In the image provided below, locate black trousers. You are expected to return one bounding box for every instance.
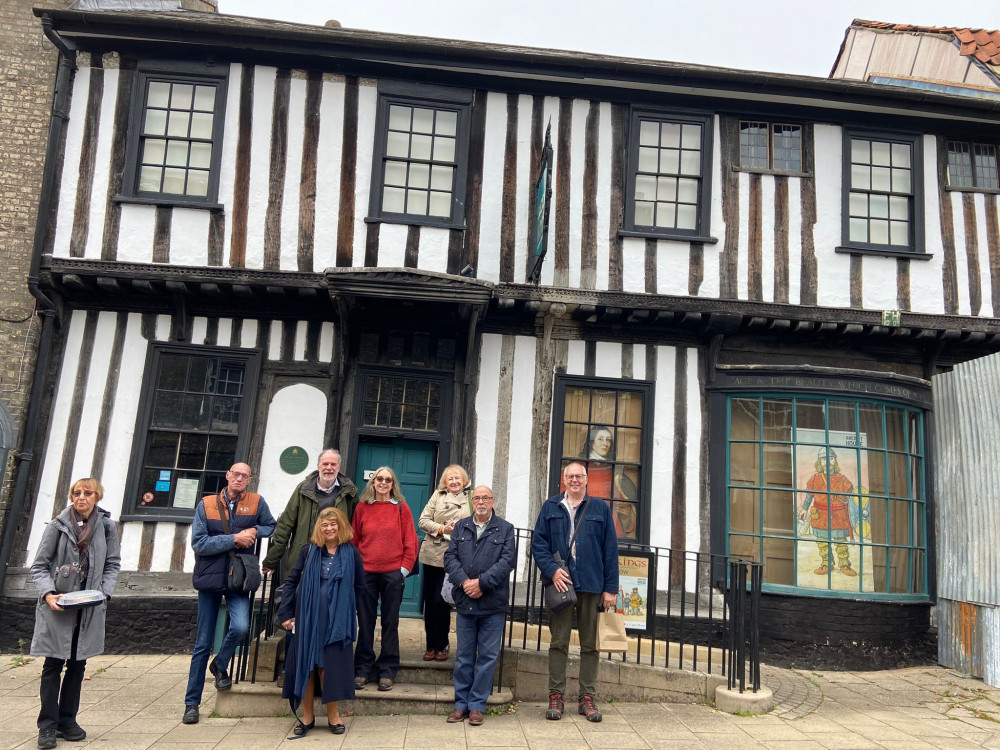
[38,612,86,731]
[354,570,405,680]
[421,564,451,651]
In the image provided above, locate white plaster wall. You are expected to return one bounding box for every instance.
[656,240,693,296]
[118,523,143,573]
[378,224,408,267]
[255,383,328,516]
[974,193,994,317]
[684,348,703,554]
[473,333,502,489]
[417,228,450,272]
[705,115,725,299]
[293,320,307,361]
[52,65,90,258]
[594,342,622,378]
[351,82,378,267]
[477,92,507,283]
[217,318,233,347]
[313,76,346,272]
[621,237,645,293]
[191,317,208,345]
[218,63,244,266]
[267,320,282,360]
[736,171,750,300]
[787,177,803,304]
[648,346,677,551]
[813,124,850,308]
[912,134,945,314]
[596,102,613,292]
[170,208,211,266]
[503,336,537,530]
[70,312,117,480]
[512,94,533,284]
[565,340,585,375]
[566,98,587,289]
[319,322,334,362]
[760,174,776,302]
[244,66,277,270]
[632,344,647,381]
[240,319,258,348]
[116,204,156,263]
[27,312,88,555]
[950,191,971,316]
[83,66,119,260]
[279,74,307,271]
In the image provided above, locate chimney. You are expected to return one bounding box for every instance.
[70,0,219,12]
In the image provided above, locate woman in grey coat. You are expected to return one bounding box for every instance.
[30,478,121,750]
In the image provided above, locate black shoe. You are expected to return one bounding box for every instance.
[330,723,346,735]
[578,694,603,722]
[545,692,564,720]
[37,729,57,749]
[56,721,87,741]
[290,719,314,738]
[182,705,199,725]
[209,658,232,691]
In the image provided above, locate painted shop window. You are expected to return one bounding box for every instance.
[726,395,927,598]
[841,130,923,254]
[947,141,999,190]
[121,62,228,206]
[368,82,473,228]
[625,109,714,239]
[361,374,442,432]
[739,121,802,172]
[126,346,260,518]
[550,377,654,544]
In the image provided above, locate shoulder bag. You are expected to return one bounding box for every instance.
[215,495,262,593]
[543,496,590,614]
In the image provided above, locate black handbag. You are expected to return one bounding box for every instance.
[542,496,590,614]
[215,495,262,593]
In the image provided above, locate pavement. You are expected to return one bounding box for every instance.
[5,652,1000,750]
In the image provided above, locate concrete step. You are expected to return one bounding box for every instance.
[215,678,512,718]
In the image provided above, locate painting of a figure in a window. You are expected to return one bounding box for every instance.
[576,425,638,541]
[795,429,873,592]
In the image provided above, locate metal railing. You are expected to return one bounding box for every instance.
[232,531,763,695]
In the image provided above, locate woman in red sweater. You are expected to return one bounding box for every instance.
[351,466,418,692]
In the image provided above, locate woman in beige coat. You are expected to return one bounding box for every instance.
[417,465,471,660]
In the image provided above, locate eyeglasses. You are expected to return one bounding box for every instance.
[229,471,251,479]
[71,490,96,498]
[320,523,339,530]
[564,474,586,480]
[374,476,393,484]
[472,495,493,502]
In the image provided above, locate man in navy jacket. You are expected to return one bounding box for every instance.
[531,462,618,723]
[443,485,515,726]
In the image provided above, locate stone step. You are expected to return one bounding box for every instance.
[215,678,512,718]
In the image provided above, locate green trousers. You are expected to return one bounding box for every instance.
[547,591,601,698]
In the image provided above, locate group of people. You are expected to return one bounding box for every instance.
[28,452,619,748]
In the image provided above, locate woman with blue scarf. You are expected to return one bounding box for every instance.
[278,507,364,736]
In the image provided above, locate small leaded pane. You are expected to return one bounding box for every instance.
[739,122,768,169]
[771,124,801,172]
[974,144,999,189]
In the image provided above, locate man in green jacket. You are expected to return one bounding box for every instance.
[262,449,359,574]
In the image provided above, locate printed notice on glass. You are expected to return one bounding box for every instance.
[173,478,200,509]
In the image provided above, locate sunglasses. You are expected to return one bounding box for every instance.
[374,476,393,484]
[71,490,96,498]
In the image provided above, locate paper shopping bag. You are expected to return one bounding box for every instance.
[595,610,628,652]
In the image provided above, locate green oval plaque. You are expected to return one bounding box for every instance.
[279,446,309,475]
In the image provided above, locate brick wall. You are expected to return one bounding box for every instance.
[0,0,62,527]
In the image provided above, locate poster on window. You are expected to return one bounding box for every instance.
[795,429,873,592]
[617,550,654,633]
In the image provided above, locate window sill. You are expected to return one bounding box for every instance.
[619,229,719,244]
[835,245,932,261]
[944,185,1000,196]
[119,513,194,524]
[732,165,811,178]
[365,215,466,231]
[113,195,225,212]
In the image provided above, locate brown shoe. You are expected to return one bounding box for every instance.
[468,710,484,726]
[840,566,858,577]
[446,709,468,723]
[434,646,450,661]
[423,650,437,661]
[813,566,829,575]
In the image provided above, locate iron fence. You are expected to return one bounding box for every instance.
[232,531,763,695]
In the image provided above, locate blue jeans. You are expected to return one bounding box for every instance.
[184,590,251,707]
[453,611,505,712]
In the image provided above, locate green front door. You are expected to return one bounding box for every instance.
[354,438,436,616]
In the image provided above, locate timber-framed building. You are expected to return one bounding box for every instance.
[3,4,1000,657]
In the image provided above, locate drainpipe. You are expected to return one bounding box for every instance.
[0,16,76,594]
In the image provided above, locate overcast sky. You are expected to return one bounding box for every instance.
[218,0,1000,79]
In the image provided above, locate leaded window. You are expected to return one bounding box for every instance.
[948,141,999,189]
[726,395,927,597]
[362,375,442,432]
[739,121,802,172]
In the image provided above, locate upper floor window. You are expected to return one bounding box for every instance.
[124,346,260,520]
[368,82,472,228]
[121,62,228,207]
[841,130,923,255]
[624,110,713,240]
[947,141,999,190]
[739,121,802,172]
